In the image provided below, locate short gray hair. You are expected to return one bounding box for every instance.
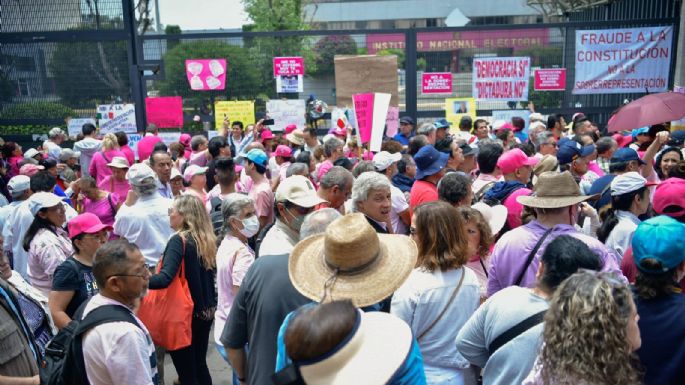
[131,177,158,197]
[319,166,353,190]
[190,135,207,151]
[536,131,555,152]
[323,137,344,158]
[417,123,436,136]
[351,172,391,212]
[220,193,254,239]
[286,162,309,178]
[299,208,342,239]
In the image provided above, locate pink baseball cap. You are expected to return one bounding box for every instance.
[612,133,632,148]
[496,122,515,133]
[497,149,539,175]
[274,145,293,158]
[19,163,44,177]
[284,124,297,135]
[261,129,274,141]
[68,213,112,239]
[653,177,685,218]
[183,164,208,183]
[179,133,191,148]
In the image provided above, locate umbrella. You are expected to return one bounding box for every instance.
[607,92,685,133]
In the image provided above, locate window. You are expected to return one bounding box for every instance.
[426,18,437,27]
[17,79,30,96]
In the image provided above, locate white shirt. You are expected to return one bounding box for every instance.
[114,193,173,265]
[82,294,157,385]
[43,140,62,161]
[390,185,409,235]
[604,210,641,261]
[258,219,299,257]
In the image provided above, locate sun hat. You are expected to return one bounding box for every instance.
[612,133,633,148]
[611,147,645,165]
[653,177,685,218]
[399,116,414,125]
[632,215,685,274]
[183,164,208,183]
[497,148,538,175]
[471,202,508,235]
[126,163,157,186]
[19,163,44,177]
[274,145,293,158]
[59,148,81,162]
[517,171,596,208]
[289,213,417,307]
[293,309,414,385]
[284,124,298,135]
[68,213,112,239]
[170,167,183,181]
[246,148,268,168]
[24,148,40,159]
[372,151,401,171]
[28,192,63,216]
[260,129,274,142]
[434,118,451,130]
[414,145,449,180]
[533,155,559,176]
[275,175,326,208]
[610,171,657,196]
[106,156,129,169]
[287,129,305,146]
[7,175,30,195]
[556,140,595,165]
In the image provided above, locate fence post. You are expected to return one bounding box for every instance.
[405,29,418,122]
[122,0,147,132]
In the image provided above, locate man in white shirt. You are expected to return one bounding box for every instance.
[82,239,158,385]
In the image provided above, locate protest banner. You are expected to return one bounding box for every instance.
[534,68,566,91]
[67,118,96,137]
[573,26,672,94]
[422,73,452,94]
[276,75,303,93]
[126,133,142,160]
[158,132,182,146]
[145,97,183,128]
[370,93,391,152]
[334,55,399,107]
[185,59,227,91]
[492,110,531,131]
[472,57,530,101]
[266,99,306,132]
[445,98,476,129]
[353,93,375,144]
[385,107,400,137]
[214,101,255,129]
[97,104,137,134]
[273,57,305,77]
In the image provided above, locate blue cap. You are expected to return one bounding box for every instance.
[611,147,645,165]
[631,126,649,139]
[670,130,685,145]
[246,149,268,168]
[556,140,595,165]
[586,174,615,211]
[414,145,449,180]
[633,215,685,274]
[434,119,451,130]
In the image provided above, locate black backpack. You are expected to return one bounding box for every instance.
[40,304,141,385]
[209,196,224,237]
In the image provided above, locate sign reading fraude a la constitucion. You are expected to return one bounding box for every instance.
[472,57,530,101]
[574,26,673,94]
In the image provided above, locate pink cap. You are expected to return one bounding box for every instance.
[234,164,244,174]
[653,178,685,218]
[261,129,274,141]
[179,133,191,147]
[274,145,293,158]
[612,133,632,148]
[19,163,44,177]
[497,149,539,174]
[333,126,347,137]
[284,124,297,135]
[496,122,514,133]
[362,150,374,161]
[68,213,112,239]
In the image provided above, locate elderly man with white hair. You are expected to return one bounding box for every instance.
[417,123,437,145]
[351,172,393,234]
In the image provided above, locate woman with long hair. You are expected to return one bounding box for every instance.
[458,207,494,299]
[149,195,217,385]
[654,146,683,180]
[88,133,126,185]
[392,201,480,385]
[523,271,641,385]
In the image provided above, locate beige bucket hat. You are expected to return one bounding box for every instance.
[517,171,597,209]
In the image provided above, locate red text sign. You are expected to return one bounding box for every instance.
[273,57,305,77]
[534,68,566,91]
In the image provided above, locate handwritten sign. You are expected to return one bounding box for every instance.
[574,26,672,94]
[126,133,142,160]
[445,98,476,129]
[158,132,182,146]
[145,97,183,128]
[97,104,137,134]
[214,101,255,129]
[185,59,227,91]
[534,68,566,91]
[353,93,375,144]
[421,73,452,94]
[265,99,306,132]
[472,57,530,101]
[385,107,400,137]
[67,118,96,137]
[273,57,305,77]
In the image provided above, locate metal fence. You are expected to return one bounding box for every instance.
[0,0,681,135]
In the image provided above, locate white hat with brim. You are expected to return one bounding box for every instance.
[517,171,597,209]
[24,148,40,159]
[372,151,402,171]
[286,130,305,146]
[471,202,508,235]
[297,310,413,385]
[107,156,130,169]
[276,175,327,208]
[126,163,157,186]
[28,192,64,216]
[289,213,417,307]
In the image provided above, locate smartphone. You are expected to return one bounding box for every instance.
[263,119,275,126]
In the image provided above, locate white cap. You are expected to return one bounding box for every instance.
[372,151,402,171]
[126,163,157,186]
[183,164,208,183]
[7,175,30,195]
[170,167,183,181]
[471,202,508,235]
[275,175,327,208]
[28,192,63,216]
[24,148,40,159]
[610,171,656,196]
[107,156,130,169]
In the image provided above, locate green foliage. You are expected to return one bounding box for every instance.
[377,48,405,68]
[311,35,357,76]
[0,102,75,119]
[242,0,308,31]
[516,46,563,67]
[527,82,562,109]
[165,24,182,51]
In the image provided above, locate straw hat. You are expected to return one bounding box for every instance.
[107,156,130,169]
[287,129,305,146]
[517,171,596,208]
[289,213,417,307]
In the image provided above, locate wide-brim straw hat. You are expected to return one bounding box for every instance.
[517,171,597,208]
[287,129,305,146]
[289,213,417,307]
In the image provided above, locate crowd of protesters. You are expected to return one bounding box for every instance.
[0,111,683,385]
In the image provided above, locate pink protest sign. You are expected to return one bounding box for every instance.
[534,68,566,91]
[185,59,226,91]
[273,57,305,77]
[145,96,183,128]
[353,93,375,144]
[422,73,452,94]
[385,107,399,137]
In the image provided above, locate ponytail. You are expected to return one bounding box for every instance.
[597,186,646,243]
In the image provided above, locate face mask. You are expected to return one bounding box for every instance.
[239,216,260,238]
[286,207,305,232]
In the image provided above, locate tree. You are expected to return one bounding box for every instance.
[311,35,357,76]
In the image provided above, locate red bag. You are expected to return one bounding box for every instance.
[137,236,194,351]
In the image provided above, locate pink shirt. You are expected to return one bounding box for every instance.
[189,151,208,167]
[98,176,131,202]
[182,188,207,204]
[249,178,274,225]
[89,149,127,185]
[137,135,162,161]
[317,160,334,181]
[83,193,120,227]
[278,161,291,182]
[119,145,136,165]
[28,227,74,296]
[503,187,533,230]
[587,160,605,177]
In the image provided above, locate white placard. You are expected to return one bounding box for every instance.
[126,133,142,160]
[67,118,96,137]
[97,104,137,134]
[276,75,303,93]
[158,132,182,145]
[370,93,391,152]
[266,99,307,132]
[472,57,530,101]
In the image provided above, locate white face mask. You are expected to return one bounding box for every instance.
[238,216,260,238]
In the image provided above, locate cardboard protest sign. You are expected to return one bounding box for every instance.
[67,118,96,137]
[352,93,375,144]
[422,73,452,94]
[472,57,530,101]
[534,68,566,91]
[445,98,476,129]
[266,99,306,132]
[334,55,399,107]
[145,97,183,128]
[370,93,391,152]
[214,101,255,129]
[97,104,137,134]
[185,59,227,91]
[573,26,672,94]
[273,57,305,77]
[385,107,400,137]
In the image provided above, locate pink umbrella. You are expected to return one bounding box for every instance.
[607,92,685,133]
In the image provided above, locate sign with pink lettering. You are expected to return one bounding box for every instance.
[472,57,530,101]
[185,59,227,91]
[273,57,305,77]
[573,26,672,94]
[534,68,566,91]
[145,97,183,128]
[422,73,452,94]
[353,93,375,144]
